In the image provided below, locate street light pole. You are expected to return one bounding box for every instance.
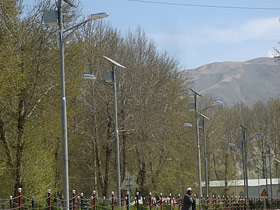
[57,1,69,209]
[241,136,246,202]
[264,151,269,206]
[198,101,222,198]
[229,131,262,210]
[103,56,125,207]
[241,124,249,210]
[112,65,121,207]
[228,141,247,200]
[199,113,209,198]
[53,2,108,209]
[268,149,273,203]
[256,169,260,199]
[190,88,202,210]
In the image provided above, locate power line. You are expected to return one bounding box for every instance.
[128,0,280,11]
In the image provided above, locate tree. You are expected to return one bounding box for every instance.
[71,24,194,196]
[0,0,82,198]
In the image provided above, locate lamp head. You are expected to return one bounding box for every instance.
[184,123,193,127]
[228,142,236,147]
[213,100,223,104]
[83,74,96,79]
[90,13,109,20]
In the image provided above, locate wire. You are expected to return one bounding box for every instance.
[128,0,280,11]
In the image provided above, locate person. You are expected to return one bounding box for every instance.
[182,187,196,210]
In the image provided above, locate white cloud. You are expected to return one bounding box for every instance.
[202,17,280,43]
[267,48,280,58]
[149,17,280,68]
[152,17,280,45]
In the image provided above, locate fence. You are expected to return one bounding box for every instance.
[197,195,280,210]
[0,188,280,210]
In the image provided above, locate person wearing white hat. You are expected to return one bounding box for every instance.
[182,187,196,210]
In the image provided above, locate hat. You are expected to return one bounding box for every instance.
[187,187,192,191]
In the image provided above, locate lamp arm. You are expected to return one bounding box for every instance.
[63,19,90,39]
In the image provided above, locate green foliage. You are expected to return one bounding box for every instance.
[1,0,279,201]
[0,0,79,198]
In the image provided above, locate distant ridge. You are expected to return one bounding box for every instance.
[184,57,280,106]
[245,57,278,64]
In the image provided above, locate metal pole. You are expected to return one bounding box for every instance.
[257,169,260,200]
[127,191,130,210]
[194,93,202,210]
[240,126,248,209]
[241,134,246,198]
[269,150,273,203]
[94,141,97,190]
[277,161,280,196]
[244,130,249,209]
[263,151,268,209]
[202,118,209,198]
[58,1,69,209]
[113,67,121,207]
[92,91,97,191]
[235,175,237,197]
[242,126,249,210]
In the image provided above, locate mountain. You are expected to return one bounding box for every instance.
[185,57,280,106]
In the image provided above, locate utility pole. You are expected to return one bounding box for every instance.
[190,88,202,210]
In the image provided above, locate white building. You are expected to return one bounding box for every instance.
[202,178,280,199]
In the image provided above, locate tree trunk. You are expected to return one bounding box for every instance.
[135,147,147,193]
[121,109,127,181]
[0,119,12,167]
[14,98,25,197]
[103,115,112,197]
[54,137,61,198]
[95,137,104,193]
[103,144,111,197]
[213,153,220,180]
[224,152,228,195]
[138,161,147,194]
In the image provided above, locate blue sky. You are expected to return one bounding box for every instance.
[25,0,280,69]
